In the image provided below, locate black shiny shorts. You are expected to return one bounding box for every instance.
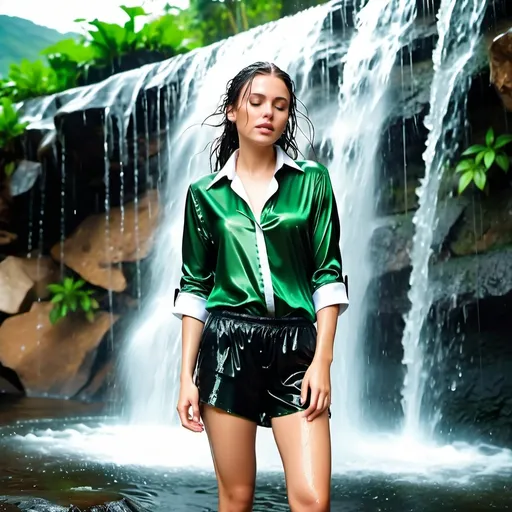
[195,310,317,428]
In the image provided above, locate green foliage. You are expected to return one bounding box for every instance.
[0,59,74,103]
[47,277,100,325]
[0,97,28,147]
[0,98,28,177]
[455,127,512,195]
[189,0,328,44]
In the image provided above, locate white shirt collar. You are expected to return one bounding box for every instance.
[206,145,303,190]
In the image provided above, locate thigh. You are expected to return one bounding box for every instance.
[271,410,331,511]
[201,404,258,499]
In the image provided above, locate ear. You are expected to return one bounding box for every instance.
[227,105,236,123]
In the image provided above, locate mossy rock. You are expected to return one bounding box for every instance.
[449,187,512,256]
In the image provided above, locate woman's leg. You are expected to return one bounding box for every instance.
[202,404,258,512]
[271,410,331,512]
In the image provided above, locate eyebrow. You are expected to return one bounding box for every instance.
[249,92,289,102]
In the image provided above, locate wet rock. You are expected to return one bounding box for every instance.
[9,161,41,197]
[0,257,34,314]
[50,191,159,292]
[490,28,512,110]
[370,199,466,276]
[0,231,17,246]
[448,189,512,256]
[0,362,24,395]
[0,256,60,315]
[0,302,118,397]
[0,496,149,512]
[370,214,414,276]
[431,247,512,306]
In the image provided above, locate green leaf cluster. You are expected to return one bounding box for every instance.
[0,97,29,176]
[455,127,512,195]
[0,59,74,103]
[47,277,100,325]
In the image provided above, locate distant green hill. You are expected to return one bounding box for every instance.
[0,16,75,77]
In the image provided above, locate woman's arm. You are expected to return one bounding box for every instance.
[301,304,339,422]
[180,315,205,384]
[177,315,205,432]
[301,165,349,422]
[175,185,214,433]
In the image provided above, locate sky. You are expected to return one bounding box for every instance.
[0,0,190,33]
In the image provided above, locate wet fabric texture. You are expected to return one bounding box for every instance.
[196,310,318,427]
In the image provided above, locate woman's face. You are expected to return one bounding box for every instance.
[228,73,291,147]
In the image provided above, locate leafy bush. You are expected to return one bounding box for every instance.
[44,5,200,74]
[0,97,29,176]
[455,127,512,194]
[0,59,71,103]
[47,277,100,324]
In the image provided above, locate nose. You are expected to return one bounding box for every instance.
[262,102,273,119]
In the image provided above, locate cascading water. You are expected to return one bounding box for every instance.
[321,0,417,440]
[400,0,489,439]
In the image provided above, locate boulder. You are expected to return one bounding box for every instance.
[0,302,117,397]
[0,257,33,314]
[490,28,512,110]
[51,191,159,292]
[0,256,60,315]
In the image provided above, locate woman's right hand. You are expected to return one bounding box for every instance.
[177,379,204,433]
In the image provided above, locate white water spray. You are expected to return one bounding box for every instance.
[401,0,488,438]
[325,0,417,438]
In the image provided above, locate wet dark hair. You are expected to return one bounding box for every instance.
[203,61,314,172]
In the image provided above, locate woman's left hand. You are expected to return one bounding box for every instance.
[301,358,331,422]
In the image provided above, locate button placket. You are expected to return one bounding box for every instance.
[231,175,276,316]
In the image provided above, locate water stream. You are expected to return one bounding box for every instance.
[400,0,489,439]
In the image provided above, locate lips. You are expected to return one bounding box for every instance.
[256,123,274,131]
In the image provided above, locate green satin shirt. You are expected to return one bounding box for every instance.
[172,145,349,324]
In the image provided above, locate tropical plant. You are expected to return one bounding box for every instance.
[0,59,69,103]
[0,97,28,176]
[41,5,200,84]
[455,127,512,194]
[47,277,100,324]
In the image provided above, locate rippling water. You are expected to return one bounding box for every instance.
[1,398,512,511]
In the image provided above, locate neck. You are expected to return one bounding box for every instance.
[236,140,276,177]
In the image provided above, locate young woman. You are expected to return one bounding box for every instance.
[173,61,349,512]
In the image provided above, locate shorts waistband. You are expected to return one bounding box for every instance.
[209,309,312,327]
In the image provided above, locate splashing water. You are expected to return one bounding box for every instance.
[400,0,489,439]
[325,0,417,439]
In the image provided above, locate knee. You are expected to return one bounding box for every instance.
[289,490,330,512]
[219,484,254,512]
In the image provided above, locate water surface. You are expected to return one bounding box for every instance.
[0,398,511,511]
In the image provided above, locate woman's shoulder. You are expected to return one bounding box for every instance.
[187,172,218,194]
[293,159,330,177]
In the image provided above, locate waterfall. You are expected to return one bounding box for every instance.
[400,0,488,439]
[324,0,416,438]
[119,3,333,425]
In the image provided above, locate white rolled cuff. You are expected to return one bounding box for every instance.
[172,292,209,323]
[312,282,349,316]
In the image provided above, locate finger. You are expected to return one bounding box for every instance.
[178,403,203,432]
[303,389,320,418]
[307,392,326,421]
[191,400,203,426]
